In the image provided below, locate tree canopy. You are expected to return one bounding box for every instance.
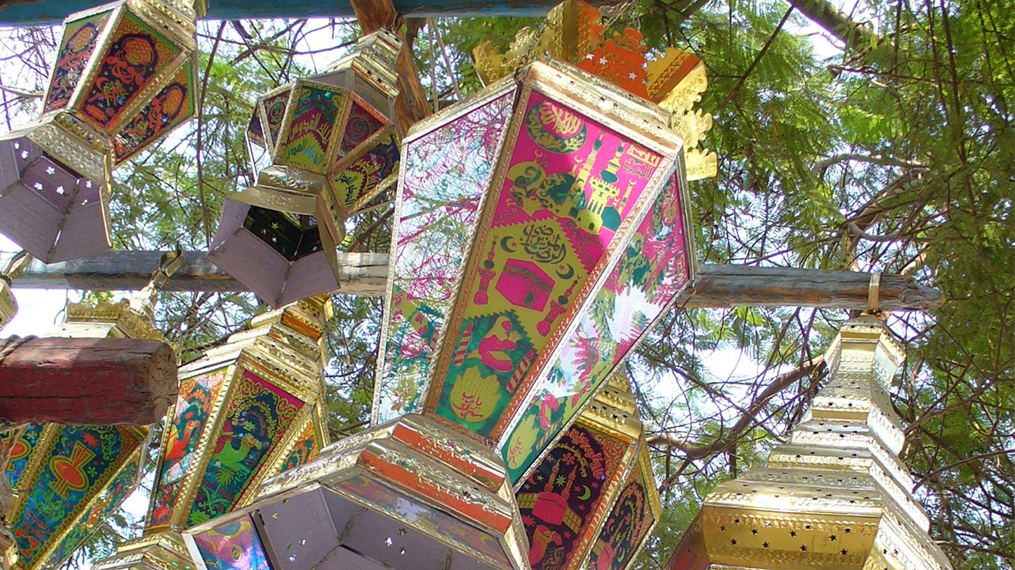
[0,0,1011,567]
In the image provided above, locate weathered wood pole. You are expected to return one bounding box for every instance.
[0,337,177,425]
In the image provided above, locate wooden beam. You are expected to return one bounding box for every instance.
[0,0,568,26]
[3,251,945,311]
[0,337,177,425]
[5,250,390,296]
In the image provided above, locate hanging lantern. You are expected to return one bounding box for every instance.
[208,31,400,307]
[516,368,660,570]
[0,252,32,332]
[184,3,697,568]
[0,0,202,264]
[374,0,710,489]
[587,435,660,570]
[667,315,954,570]
[0,252,184,570]
[95,297,331,570]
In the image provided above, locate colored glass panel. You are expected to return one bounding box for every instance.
[260,90,290,149]
[281,421,318,472]
[333,474,509,566]
[192,514,273,570]
[4,423,43,487]
[150,369,229,527]
[276,85,346,172]
[338,99,387,156]
[44,12,110,113]
[113,61,194,162]
[187,370,305,526]
[503,173,689,482]
[43,461,138,569]
[431,90,664,437]
[516,423,627,570]
[587,461,653,570]
[13,426,142,566]
[330,130,399,208]
[373,90,515,423]
[81,13,181,130]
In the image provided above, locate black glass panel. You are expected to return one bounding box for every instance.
[244,206,323,262]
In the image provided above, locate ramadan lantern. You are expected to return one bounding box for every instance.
[94,297,331,570]
[517,367,660,570]
[0,0,202,263]
[183,3,697,567]
[0,252,31,332]
[374,0,712,489]
[667,315,954,570]
[587,433,660,570]
[208,31,400,307]
[0,252,183,570]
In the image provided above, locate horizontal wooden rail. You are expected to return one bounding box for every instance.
[2,251,945,311]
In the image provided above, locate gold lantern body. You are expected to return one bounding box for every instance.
[209,32,401,307]
[0,0,200,263]
[668,315,954,570]
[185,2,704,568]
[95,299,331,570]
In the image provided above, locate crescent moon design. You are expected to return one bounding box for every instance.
[577,485,592,501]
[556,264,575,280]
[501,236,516,253]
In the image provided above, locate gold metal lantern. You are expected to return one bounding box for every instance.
[0,0,201,263]
[208,31,401,307]
[516,368,660,570]
[0,253,32,331]
[668,315,954,570]
[94,297,331,570]
[184,2,702,568]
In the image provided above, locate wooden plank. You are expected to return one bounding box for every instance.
[0,0,567,26]
[0,337,177,425]
[3,251,946,311]
[4,250,390,296]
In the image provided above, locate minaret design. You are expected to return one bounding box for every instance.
[668,314,953,570]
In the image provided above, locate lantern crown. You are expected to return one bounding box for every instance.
[472,0,717,180]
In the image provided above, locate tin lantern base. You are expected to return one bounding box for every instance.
[184,414,531,570]
[95,531,197,570]
[0,117,110,264]
[208,199,341,308]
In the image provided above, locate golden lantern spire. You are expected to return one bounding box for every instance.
[472,0,717,181]
[667,314,953,570]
